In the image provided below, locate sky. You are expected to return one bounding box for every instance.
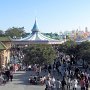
[0,0,90,33]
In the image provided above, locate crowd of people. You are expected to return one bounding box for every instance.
[0,53,90,90]
[45,69,90,90]
[27,53,90,90]
[44,54,90,90]
[0,67,14,85]
[27,54,90,90]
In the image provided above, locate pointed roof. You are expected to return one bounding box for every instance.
[12,20,66,44]
[31,19,39,33]
[12,20,59,41]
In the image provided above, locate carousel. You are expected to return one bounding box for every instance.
[12,20,66,45]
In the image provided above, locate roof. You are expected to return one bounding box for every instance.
[0,42,7,50]
[31,20,39,33]
[13,32,56,41]
[0,36,11,41]
[12,20,65,44]
[12,20,57,41]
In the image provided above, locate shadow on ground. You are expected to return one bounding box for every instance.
[13,71,30,85]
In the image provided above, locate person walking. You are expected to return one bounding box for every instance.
[61,77,66,90]
[80,78,85,90]
[48,64,52,74]
[50,76,56,90]
[10,70,13,81]
[72,78,78,90]
[45,77,51,90]
[55,79,61,90]
[85,76,89,90]
[66,77,71,90]
[5,69,10,82]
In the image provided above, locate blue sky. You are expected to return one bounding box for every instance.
[0,0,90,33]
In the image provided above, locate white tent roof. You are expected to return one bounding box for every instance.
[12,20,65,44]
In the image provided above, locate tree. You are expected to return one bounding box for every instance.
[76,41,90,58]
[23,44,56,65]
[77,41,90,66]
[0,30,4,36]
[58,40,90,65]
[82,49,90,64]
[58,40,77,54]
[5,27,26,38]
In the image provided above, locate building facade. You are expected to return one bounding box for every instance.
[0,36,11,69]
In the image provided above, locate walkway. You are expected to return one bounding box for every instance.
[0,71,45,90]
[0,71,90,90]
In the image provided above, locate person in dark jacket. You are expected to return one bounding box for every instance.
[61,77,66,90]
[10,70,13,81]
[5,69,10,81]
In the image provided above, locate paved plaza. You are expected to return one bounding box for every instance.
[0,71,90,90]
[0,71,45,90]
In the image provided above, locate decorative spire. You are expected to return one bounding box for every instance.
[31,19,39,33]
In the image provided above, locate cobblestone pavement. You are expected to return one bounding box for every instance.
[0,71,45,90]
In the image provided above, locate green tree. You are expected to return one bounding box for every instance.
[5,27,26,38]
[82,49,90,64]
[0,30,4,36]
[23,44,56,65]
[77,41,90,64]
[58,40,90,64]
[58,40,77,54]
[76,41,90,58]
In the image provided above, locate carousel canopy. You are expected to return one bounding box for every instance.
[12,20,65,44]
